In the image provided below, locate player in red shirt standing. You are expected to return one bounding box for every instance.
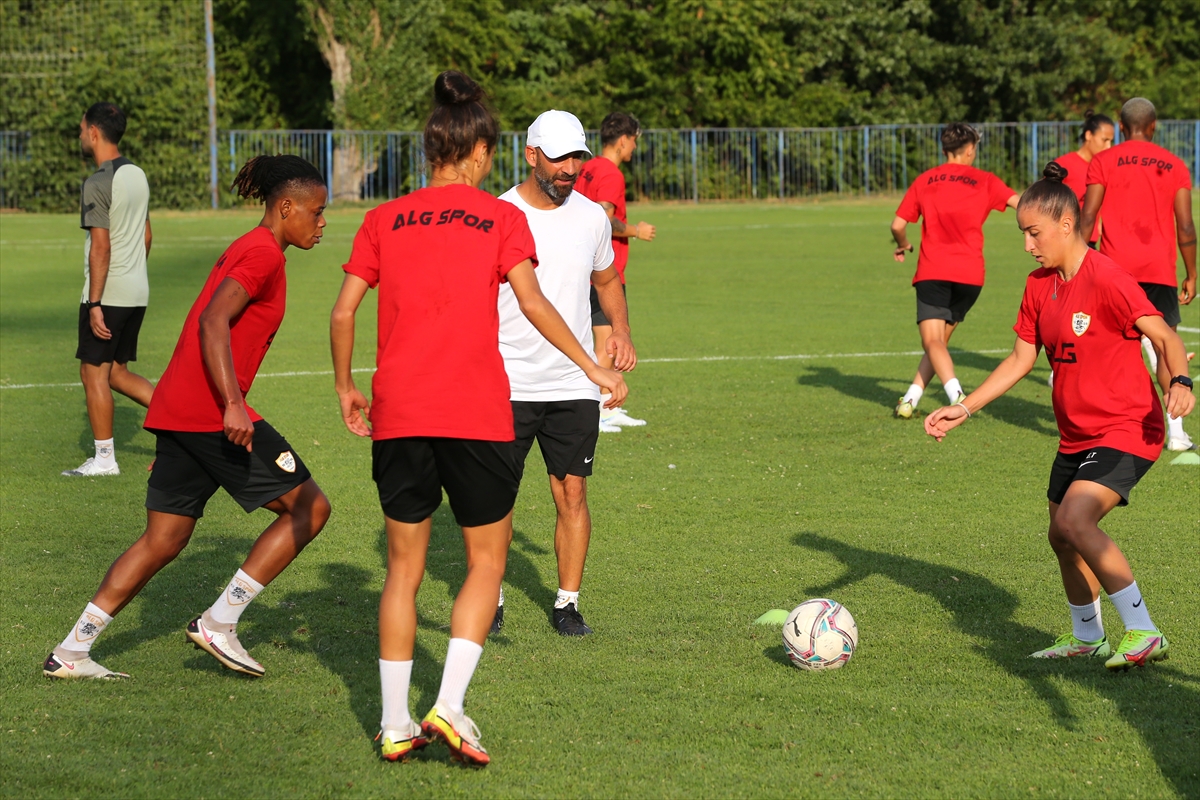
[1081,97,1198,451]
[1052,110,1114,249]
[926,163,1194,670]
[44,155,332,681]
[890,123,1019,420]
[577,112,656,432]
[330,72,626,767]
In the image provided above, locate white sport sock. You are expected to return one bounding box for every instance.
[497,587,505,607]
[1069,599,1104,642]
[379,659,414,731]
[902,383,924,405]
[59,602,113,655]
[1141,336,1158,372]
[599,396,618,422]
[1167,414,1185,439]
[94,438,116,467]
[1108,581,1154,631]
[437,638,483,715]
[208,569,264,625]
[944,378,963,403]
[555,588,580,609]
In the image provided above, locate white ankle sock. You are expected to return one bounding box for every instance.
[555,588,579,609]
[94,438,116,466]
[59,602,112,654]
[380,659,413,730]
[599,397,618,421]
[1108,581,1154,631]
[944,379,963,402]
[208,569,264,625]
[1167,414,1185,439]
[437,638,483,715]
[1069,599,1104,642]
[497,587,505,607]
[1141,336,1158,372]
[902,384,924,405]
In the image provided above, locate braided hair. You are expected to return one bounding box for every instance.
[1018,162,1079,225]
[230,155,325,204]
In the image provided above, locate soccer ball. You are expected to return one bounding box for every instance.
[782,599,858,671]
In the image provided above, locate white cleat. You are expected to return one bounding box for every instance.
[606,409,647,427]
[186,611,264,677]
[61,457,120,477]
[1166,432,1197,452]
[43,648,129,680]
[599,420,622,433]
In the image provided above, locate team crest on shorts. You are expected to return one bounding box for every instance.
[275,450,296,473]
[1071,312,1091,337]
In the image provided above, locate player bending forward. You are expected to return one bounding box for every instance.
[331,73,626,767]
[494,109,636,637]
[45,155,331,680]
[926,163,1193,670]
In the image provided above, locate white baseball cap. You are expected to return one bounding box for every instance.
[526,110,591,159]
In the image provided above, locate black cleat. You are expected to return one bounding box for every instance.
[490,605,504,635]
[553,603,592,637]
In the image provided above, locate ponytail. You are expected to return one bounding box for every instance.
[423,71,499,169]
[1079,109,1114,143]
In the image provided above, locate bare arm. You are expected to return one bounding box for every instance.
[144,218,152,258]
[924,338,1040,441]
[1005,193,1020,210]
[1080,184,1105,243]
[1174,187,1197,304]
[330,273,372,437]
[890,216,912,262]
[1137,314,1195,419]
[198,277,255,450]
[87,227,112,339]
[599,200,655,241]
[592,265,636,371]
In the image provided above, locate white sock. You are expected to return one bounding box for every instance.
[379,659,413,731]
[1069,599,1104,642]
[208,569,264,625]
[555,588,580,609]
[1167,414,1185,439]
[436,638,483,715]
[497,587,505,607]
[902,383,924,405]
[1108,581,1154,631]
[599,396,618,421]
[944,378,963,403]
[59,602,112,655]
[1142,336,1158,372]
[94,438,116,466]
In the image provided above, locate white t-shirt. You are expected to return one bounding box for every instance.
[498,186,614,402]
[80,157,150,307]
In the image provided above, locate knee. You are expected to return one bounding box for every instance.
[301,487,332,537]
[146,528,192,561]
[1050,507,1088,549]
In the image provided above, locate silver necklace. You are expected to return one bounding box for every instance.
[1053,250,1087,299]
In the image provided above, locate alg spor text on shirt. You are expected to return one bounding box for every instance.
[927,173,979,186]
[1114,155,1176,172]
[392,207,496,232]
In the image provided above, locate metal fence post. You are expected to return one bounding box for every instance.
[1031,122,1039,183]
[1195,120,1199,188]
[690,129,698,202]
[324,131,334,203]
[863,126,871,196]
[777,129,784,199]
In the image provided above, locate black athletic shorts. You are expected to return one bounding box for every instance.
[76,304,146,365]
[511,400,600,481]
[372,437,520,528]
[590,282,627,327]
[1138,283,1181,328]
[1047,447,1155,507]
[914,280,982,324]
[146,420,312,518]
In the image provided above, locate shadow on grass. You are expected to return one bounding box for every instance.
[73,403,154,458]
[793,532,1200,797]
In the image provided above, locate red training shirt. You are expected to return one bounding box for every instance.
[577,156,629,281]
[145,226,287,432]
[1014,249,1163,459]
[1052,151,1100,244]
[896,163,1017,286]
[343,184,537,441]
[1086,140,1191,287]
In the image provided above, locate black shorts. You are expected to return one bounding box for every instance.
[372,437,520,528]
[146,421,312,518]
[914,281,982,324]
[511,400,600,481]
[590,282,627,327]
[1138,283,1181,328]
[1047,447,1155,507]
[76,304,146,365]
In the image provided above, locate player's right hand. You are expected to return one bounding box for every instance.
[223,403,255,451]
[588,366,628,408]
[338,386,372,437]
[923,405,968,441]
[636,222,656,241]
[89,306,112,340]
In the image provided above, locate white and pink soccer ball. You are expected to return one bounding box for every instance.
[782,599,858,671]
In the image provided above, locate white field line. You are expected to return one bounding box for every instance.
[1179,325,1199,333]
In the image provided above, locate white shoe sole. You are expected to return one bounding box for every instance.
[1166,438,1197,452]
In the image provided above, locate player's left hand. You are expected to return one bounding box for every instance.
[893,246,908,263]
[1180,277,1196,305]
[337,386,372,437]
[605,331,637,372]
[1165,384,1195,419]
[635,222,656,241]
[924,404,969,441]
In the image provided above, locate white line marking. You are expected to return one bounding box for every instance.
[1179,325,1199,333]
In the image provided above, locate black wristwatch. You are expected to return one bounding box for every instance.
[85,300,101,309]
[1169,375,1193,390]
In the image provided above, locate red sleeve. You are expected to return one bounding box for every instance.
[895,183,920,223]
[1013,275,1042,347]
[343,208,381,288]
[496,203,538,282]
[1103,266,1162,338]
[1086,153,1106,187]
[590,168,626,208]
[989,174,1017,211]
[226,245,283,299]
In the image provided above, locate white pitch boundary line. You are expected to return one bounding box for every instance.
[1179,325,1199,333]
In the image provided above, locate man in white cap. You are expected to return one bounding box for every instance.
[493,109,637,636]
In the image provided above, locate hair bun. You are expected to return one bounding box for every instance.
[1083,108,1095,119]
[434,70,484,107]
[1043,161,1068,183]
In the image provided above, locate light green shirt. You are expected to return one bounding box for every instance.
[80,157,150,307]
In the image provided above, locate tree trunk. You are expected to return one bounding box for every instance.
[311,4,363,202]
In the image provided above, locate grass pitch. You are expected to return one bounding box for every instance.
[1,198,1198,798]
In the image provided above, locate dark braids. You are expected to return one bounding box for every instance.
[230,154,325,204]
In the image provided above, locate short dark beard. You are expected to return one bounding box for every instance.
[534,161,575,206]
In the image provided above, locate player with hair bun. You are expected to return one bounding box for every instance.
[331,71,626,767]
[1052,110,1114,248]
[925,162,1193,670]
[890,122,1019,420]
[45,154,332,682]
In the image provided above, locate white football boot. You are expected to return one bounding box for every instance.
[43,648,129,680]
[61,457,120,477]
[606,409,647,427]
[186,611,265,677]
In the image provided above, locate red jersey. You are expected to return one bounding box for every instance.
[577,156,628,281]
[1052,151,1100,244]
[145,226,286,432]
[896,163,1016,286]
[343,184,537,441]
[1086,140,1191,287]
[1014,250,1163,459]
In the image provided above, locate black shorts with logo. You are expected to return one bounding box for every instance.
[914,280,982,324]
[1138,283,1181,328]
[511,400,601,481]
[372,437,520,527]
[1047,447,1155,507]
[146,420,312,518]
[590,282,627,327]
[76,304,146,365]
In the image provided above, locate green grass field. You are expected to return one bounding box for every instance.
[2,198,1197,798]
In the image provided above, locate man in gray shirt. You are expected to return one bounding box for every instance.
[64,103,154,477]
